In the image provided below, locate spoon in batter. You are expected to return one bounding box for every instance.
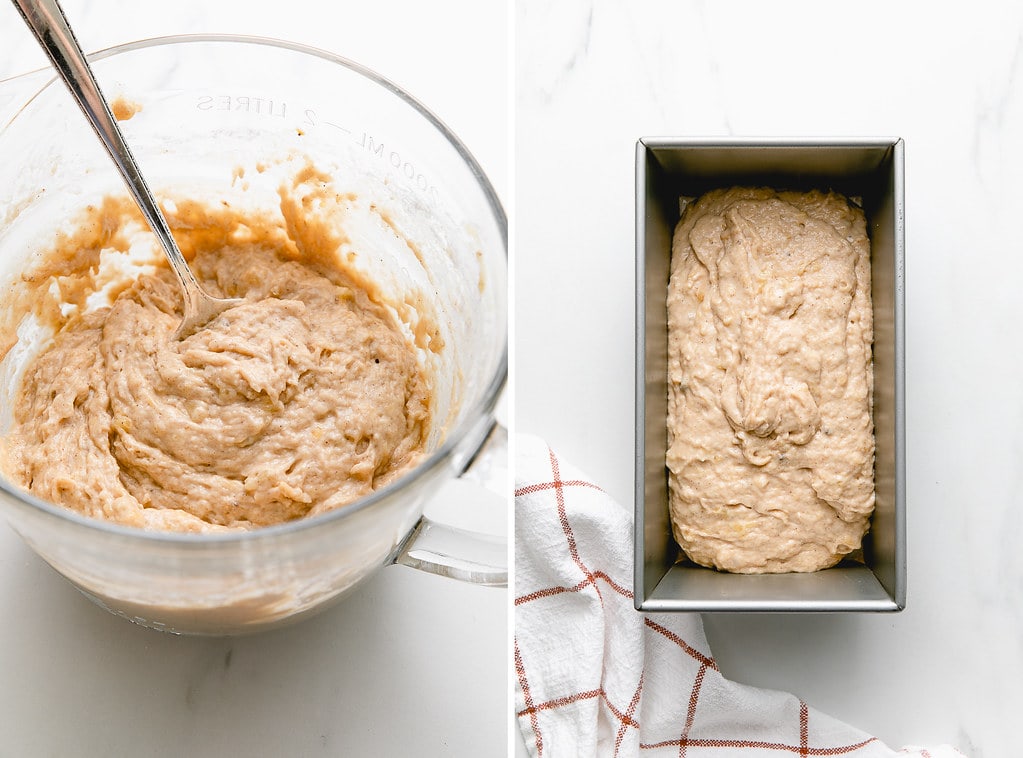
[11,0,243,337]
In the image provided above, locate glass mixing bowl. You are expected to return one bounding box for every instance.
[0,35,507,635]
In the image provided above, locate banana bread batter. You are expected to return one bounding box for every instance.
[0,185,431,533]
[667,188,874,573]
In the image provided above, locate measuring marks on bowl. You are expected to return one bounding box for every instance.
[194,91,443,204]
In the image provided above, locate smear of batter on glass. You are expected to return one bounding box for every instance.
[0,173,433,533]
[110,96,141,121]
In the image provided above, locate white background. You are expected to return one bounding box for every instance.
[3,0,1022,755]
[0,1,509,756]
[515,1,1021,756]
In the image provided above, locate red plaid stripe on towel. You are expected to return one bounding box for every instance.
[513,435,965,758]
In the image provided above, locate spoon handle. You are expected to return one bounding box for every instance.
[10,0,206,308]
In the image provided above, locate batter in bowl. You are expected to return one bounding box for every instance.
[666,187,874,573]
[0,178,432,533]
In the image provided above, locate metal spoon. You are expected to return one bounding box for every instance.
[11,0,242,337]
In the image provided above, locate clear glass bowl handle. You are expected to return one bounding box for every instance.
[394,421,507,587]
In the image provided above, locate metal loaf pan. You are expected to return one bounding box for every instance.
[634,137,905,612]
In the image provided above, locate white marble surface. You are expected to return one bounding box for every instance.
[0,1,508,756]
[515,1,1021,756]
[6,0,1023,754]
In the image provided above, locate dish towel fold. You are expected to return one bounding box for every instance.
[513,434,965,758]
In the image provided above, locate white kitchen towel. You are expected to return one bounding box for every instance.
[513,434,965,758]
